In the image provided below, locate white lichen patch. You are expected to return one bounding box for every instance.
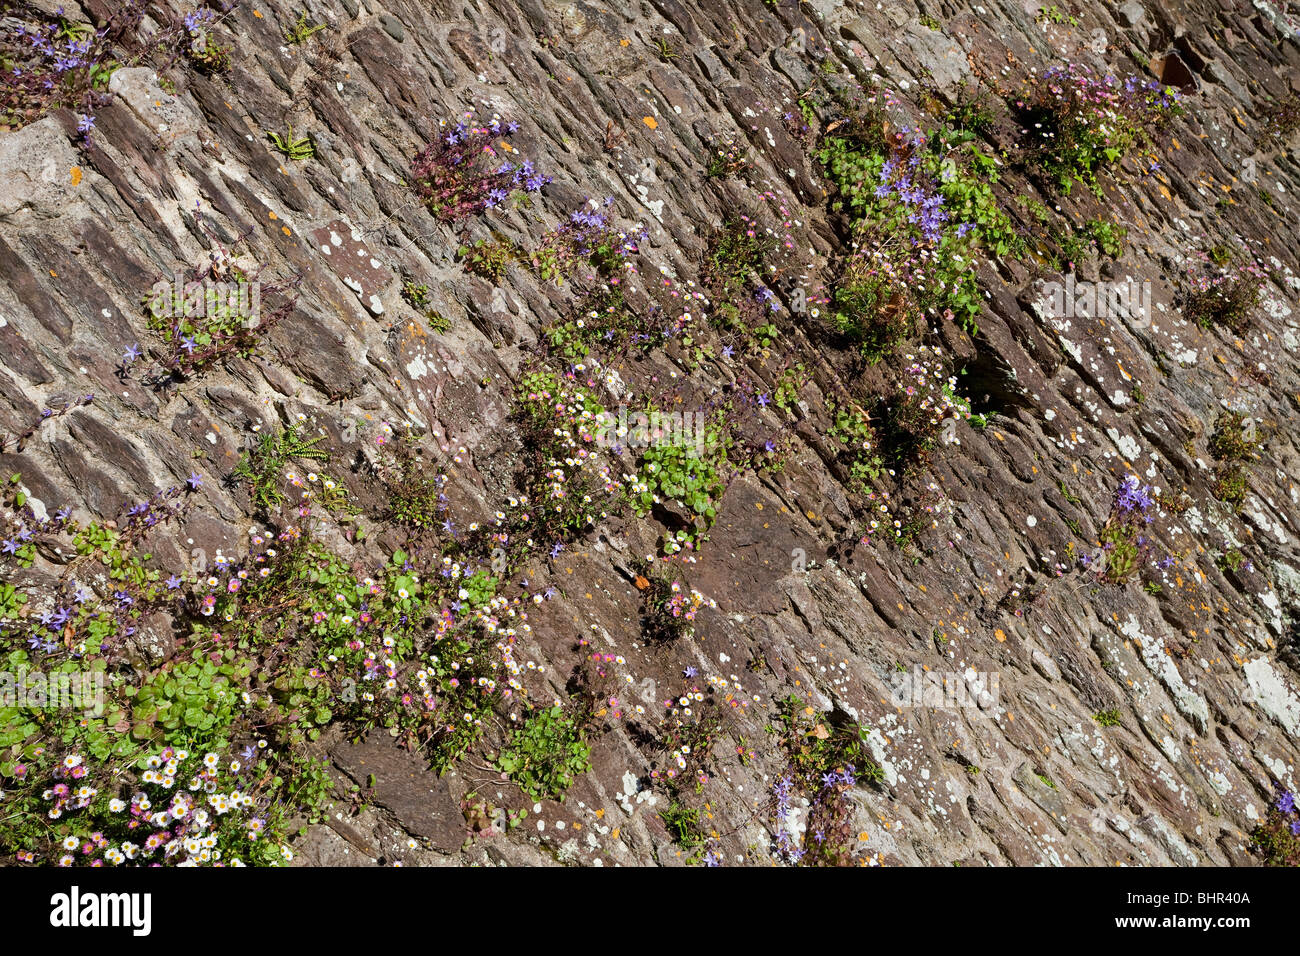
[1244,657,1300,737]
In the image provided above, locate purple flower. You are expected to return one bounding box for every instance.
[683,666,698,678]
[122,343,141,363]
[186,471,203,491]
[549,542,563,559]
[76,114,94,134]
[702,850,720,866]
[1,539,17,555]
[1115,475,1153,514]
[1278,791,1296,815]
[180,335,197,354]
[165,575,182,590]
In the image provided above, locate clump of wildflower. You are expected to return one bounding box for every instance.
[1183,257,1268,334]
[531,199,646,284]
[1252,789,1300,865]
[410,113,548,221]
[1016,64,1183,196]
[638,571,717,642]
[0,6,125,142]
[1086,474,1159,584]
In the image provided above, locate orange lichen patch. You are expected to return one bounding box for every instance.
[995,629,1007,643]
[619,37,629,45]
[254,9,263,16]
[643,116,658,129]
[610,828,620,839]
[69,166,82,186]
[268,211,278,220]
[281,226,291,236]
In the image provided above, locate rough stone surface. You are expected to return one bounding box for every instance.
[1,0,1299,869]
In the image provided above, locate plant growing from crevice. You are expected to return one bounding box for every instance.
[493,704,591,802]
[140,222,301,382]
[409,114,548,222]
[1086,218,1127,259]
[768,694,883,866]
[635,564,717,643]
[818,112,1021,343]
[0,6,124,140]
[530,200,643,285]
[401,282,452,333]
[1251,790,1300,866]
[457,235,517,282]
[1184,259,1267,334]
[1207,410,1262,507]
[267,125,315,161]
[1015,65,1182,196]
[704,138,749,178]
[231,423,330,517]
[828,399,883,493]
[631,422,728,553]
[379,434,450,533]
[181,8,231,74]
[283,10,327,45]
